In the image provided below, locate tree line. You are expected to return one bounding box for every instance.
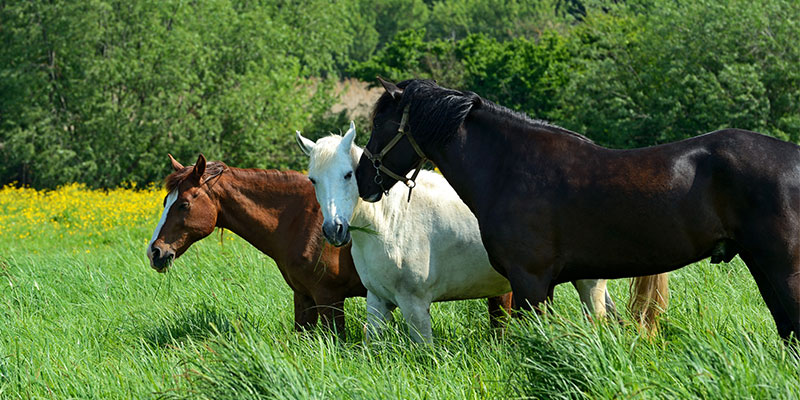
[1,0,798,188]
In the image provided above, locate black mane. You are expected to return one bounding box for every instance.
[373,79,592,145]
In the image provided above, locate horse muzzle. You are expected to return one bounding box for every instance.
[356,166,383,203]
[149,244,175,273]
[322,218,352,247]
[361,191,383,203]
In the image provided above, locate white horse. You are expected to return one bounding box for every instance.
[296,122,614,343]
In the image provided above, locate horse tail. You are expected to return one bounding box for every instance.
[628,273,669,334]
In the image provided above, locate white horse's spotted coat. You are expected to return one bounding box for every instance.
[146,190,178,262]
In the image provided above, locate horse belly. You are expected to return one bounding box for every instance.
[427,241,512,302]
[554,206,724,281]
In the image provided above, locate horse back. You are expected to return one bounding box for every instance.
[482,128,800,280]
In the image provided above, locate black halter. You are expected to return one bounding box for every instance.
[363,105,427,202]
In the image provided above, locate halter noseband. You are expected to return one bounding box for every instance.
[363,105,427,202]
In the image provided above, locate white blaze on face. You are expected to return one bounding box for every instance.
[147,190,179,259]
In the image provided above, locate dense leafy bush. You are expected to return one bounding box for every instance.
[0,0,351,188]
[554,0,800,148]
[2,0,799,188]
[349,29,572,118]
[427,0,575,41]
[354,0,800,150]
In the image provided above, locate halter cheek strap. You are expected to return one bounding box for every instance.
[363,105,427,202]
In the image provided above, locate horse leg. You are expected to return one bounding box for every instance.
[293,291,318,332]
[396,295,433,344]
[488,293,513,329]
[740,252,799,341]
[605,287,620,320]
[365,291,396,342]
[315,295,347,340]
[330,297,347,341]
[505,267,553,315]
[572,279,609,320]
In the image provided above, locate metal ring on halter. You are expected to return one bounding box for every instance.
[363,104,428,201]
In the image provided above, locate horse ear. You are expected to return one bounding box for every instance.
[341,121,356,151]
[377,76,403,100]
[193,154,206,180]
[168,153,184,171]
[295,130,316,156]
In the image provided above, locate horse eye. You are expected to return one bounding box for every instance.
[344,171,353,180]
[309,177,316,185]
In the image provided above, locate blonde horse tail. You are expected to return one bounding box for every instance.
[628,273,669,334]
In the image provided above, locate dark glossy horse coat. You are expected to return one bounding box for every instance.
[147,154,366,338]
[356,79,800,340]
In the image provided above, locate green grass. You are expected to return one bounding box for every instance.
[2,220,799,399]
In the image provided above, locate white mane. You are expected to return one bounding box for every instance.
[307,134,363,170]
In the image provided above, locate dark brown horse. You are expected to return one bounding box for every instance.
[356,78,800,340]
[147,154,513,339]
[147,154,366,338]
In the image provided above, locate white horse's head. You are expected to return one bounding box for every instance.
[296,121,361,247]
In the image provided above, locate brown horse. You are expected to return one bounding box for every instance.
[147,154,366,338]
[147,154,513,339]
[358,79,800,338]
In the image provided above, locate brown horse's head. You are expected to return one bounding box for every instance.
[147,154,222,272]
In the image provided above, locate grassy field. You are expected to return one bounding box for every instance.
[1,184,800,399]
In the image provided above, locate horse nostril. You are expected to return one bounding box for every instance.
[336,223,345,236]
[151,245,161,259]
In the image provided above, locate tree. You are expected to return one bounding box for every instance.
[553,0,800,148]
[0,0,352,188]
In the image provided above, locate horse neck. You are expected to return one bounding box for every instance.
[351,179,388,231]
[212,168,323,265]
[353,194,388,231]
[427,108,558,215]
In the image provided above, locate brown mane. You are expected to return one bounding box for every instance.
[164,161,228,192]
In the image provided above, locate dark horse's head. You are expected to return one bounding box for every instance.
[147,154,224,272]
[356,77,481,202]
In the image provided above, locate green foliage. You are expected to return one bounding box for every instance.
[350,29,572,118]
[357,0,431,53]
[3,0,800,187]
[427,0,574,41]
[0,0,350,188]
[349,29,461,85]
[457,31,571,117]
[354,0,800,151]
[554,0,800,148]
